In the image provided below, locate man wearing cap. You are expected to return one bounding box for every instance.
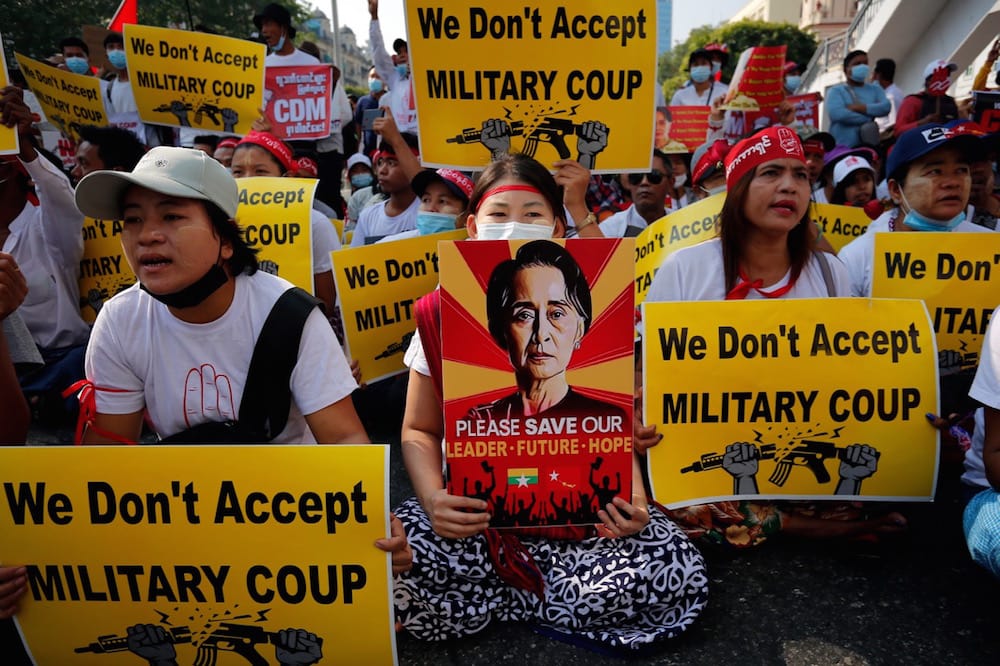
[213,137,239,169]
[599,151,675,238]
[378,168,473,243]
[0,86,89,423]
[369,0,418,135]
[894,59,962,137]
[798,129,835,191]
[689,139,730,200]
[254,3,314,65]
[670,44,730,107]
[839,123,993,300]
[826,50,891,149]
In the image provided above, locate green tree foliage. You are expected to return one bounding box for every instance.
[661,20,819,103]
[1,0,312,62]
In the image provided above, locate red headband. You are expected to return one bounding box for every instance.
[238,131,296,173]
[217,138,240,150]
[373,146,420,164]
[297,157,319,177]
[724,125,805,188]
[474,185,543,212]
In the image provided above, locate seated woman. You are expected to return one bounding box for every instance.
[643,126,906,547]
[470,240,625,423]
[393,153,707,652]
[73,146,364,447]
[829,154,876,208]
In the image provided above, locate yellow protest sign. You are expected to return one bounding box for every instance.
[333,230,466,383]
[0,444,396,665]
[642,298,939,508]
[406,0,657,172]
[634,193,723,304]
[237,177,316,294]
[331,217,346,244]
[79,217,136,324]
[811,202,872,253]
[872,232,1000,371]
[14,53,108,142]
[124,24,265,135]
[0,32,19,155]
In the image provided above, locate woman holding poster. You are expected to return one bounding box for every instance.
[393,154,707,652]
[644,125,907,547]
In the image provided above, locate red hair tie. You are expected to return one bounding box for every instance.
[475,185,543,212]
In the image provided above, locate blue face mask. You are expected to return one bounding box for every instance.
[65,56,89,75]
[350,173,373,189]
[270,33,286,53]
[711,61,722,75]
[899,191,966,231]
[368,78,383,93]
[395,63,409,77]
[107,49,127,70]
[850,64,870,83]
[416,211,456,235]
[690,65,711,83]
[785,75,801,92]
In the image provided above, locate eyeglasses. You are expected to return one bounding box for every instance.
[627,170,666,186]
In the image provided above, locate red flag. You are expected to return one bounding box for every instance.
[108,0,138,32]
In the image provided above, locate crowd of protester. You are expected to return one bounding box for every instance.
[2,1,1000,656]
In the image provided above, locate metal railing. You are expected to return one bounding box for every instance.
[800,0,886,89]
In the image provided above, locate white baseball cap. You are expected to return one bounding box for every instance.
[833,155,875,188]
[923,59,958,79]
[75,146,239,220]
[347,152,372,171]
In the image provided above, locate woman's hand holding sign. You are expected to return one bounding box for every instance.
[0,566,27,619]
[426,488,491,539]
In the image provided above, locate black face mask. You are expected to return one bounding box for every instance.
[140,263,229,309]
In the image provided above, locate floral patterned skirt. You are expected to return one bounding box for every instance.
[392,496,709,652]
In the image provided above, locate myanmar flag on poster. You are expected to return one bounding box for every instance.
[508,467,539,487]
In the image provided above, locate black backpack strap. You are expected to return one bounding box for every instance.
[239,287,321,440]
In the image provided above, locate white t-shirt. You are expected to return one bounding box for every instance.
[350,197,420,247]
[647,237,852,302]
[670,80,729,107]
[378,228,421,243]
[85,271,357,443]
[311,208,340,273]
[3,155,89,350]
[838,211,997,297]
[403,326,430,377]
[599,205,665,238]
[264,49,320,67]
[965,306,1000,487]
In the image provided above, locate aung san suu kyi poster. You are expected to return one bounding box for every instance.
[440,238,635,527]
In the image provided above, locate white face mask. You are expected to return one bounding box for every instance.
[674,174,687,189]
[476,221,555,241]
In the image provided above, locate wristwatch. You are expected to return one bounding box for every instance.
[576,212,597,232]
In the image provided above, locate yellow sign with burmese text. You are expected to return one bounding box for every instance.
[0,445,396,664]
[642,298,939,508]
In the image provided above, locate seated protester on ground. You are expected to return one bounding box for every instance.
[350,133,421,246]
[948,120,1000,230]
[73,146,363,446]
[378,168,472,242]
[0,86,90,420]
[345,153,383,233]
[229,131,341,323]
[642,126,907,547]
[830,154,877,207]
[395,152,708,650]
[963,304,1000,579]
[664,145,694,208]
[292,152,341,220]
[192,135,220,157]
[0,251,33,444]
[70,124,147,183]
[599,150,675,238]
[894,59,962,137]
[826,50,891,149]
[213,137,239,169]
[815,144,878,205]
[689,139,730,200]
[839,124,996,419]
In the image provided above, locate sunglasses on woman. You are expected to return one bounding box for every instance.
[627,170,666,186]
